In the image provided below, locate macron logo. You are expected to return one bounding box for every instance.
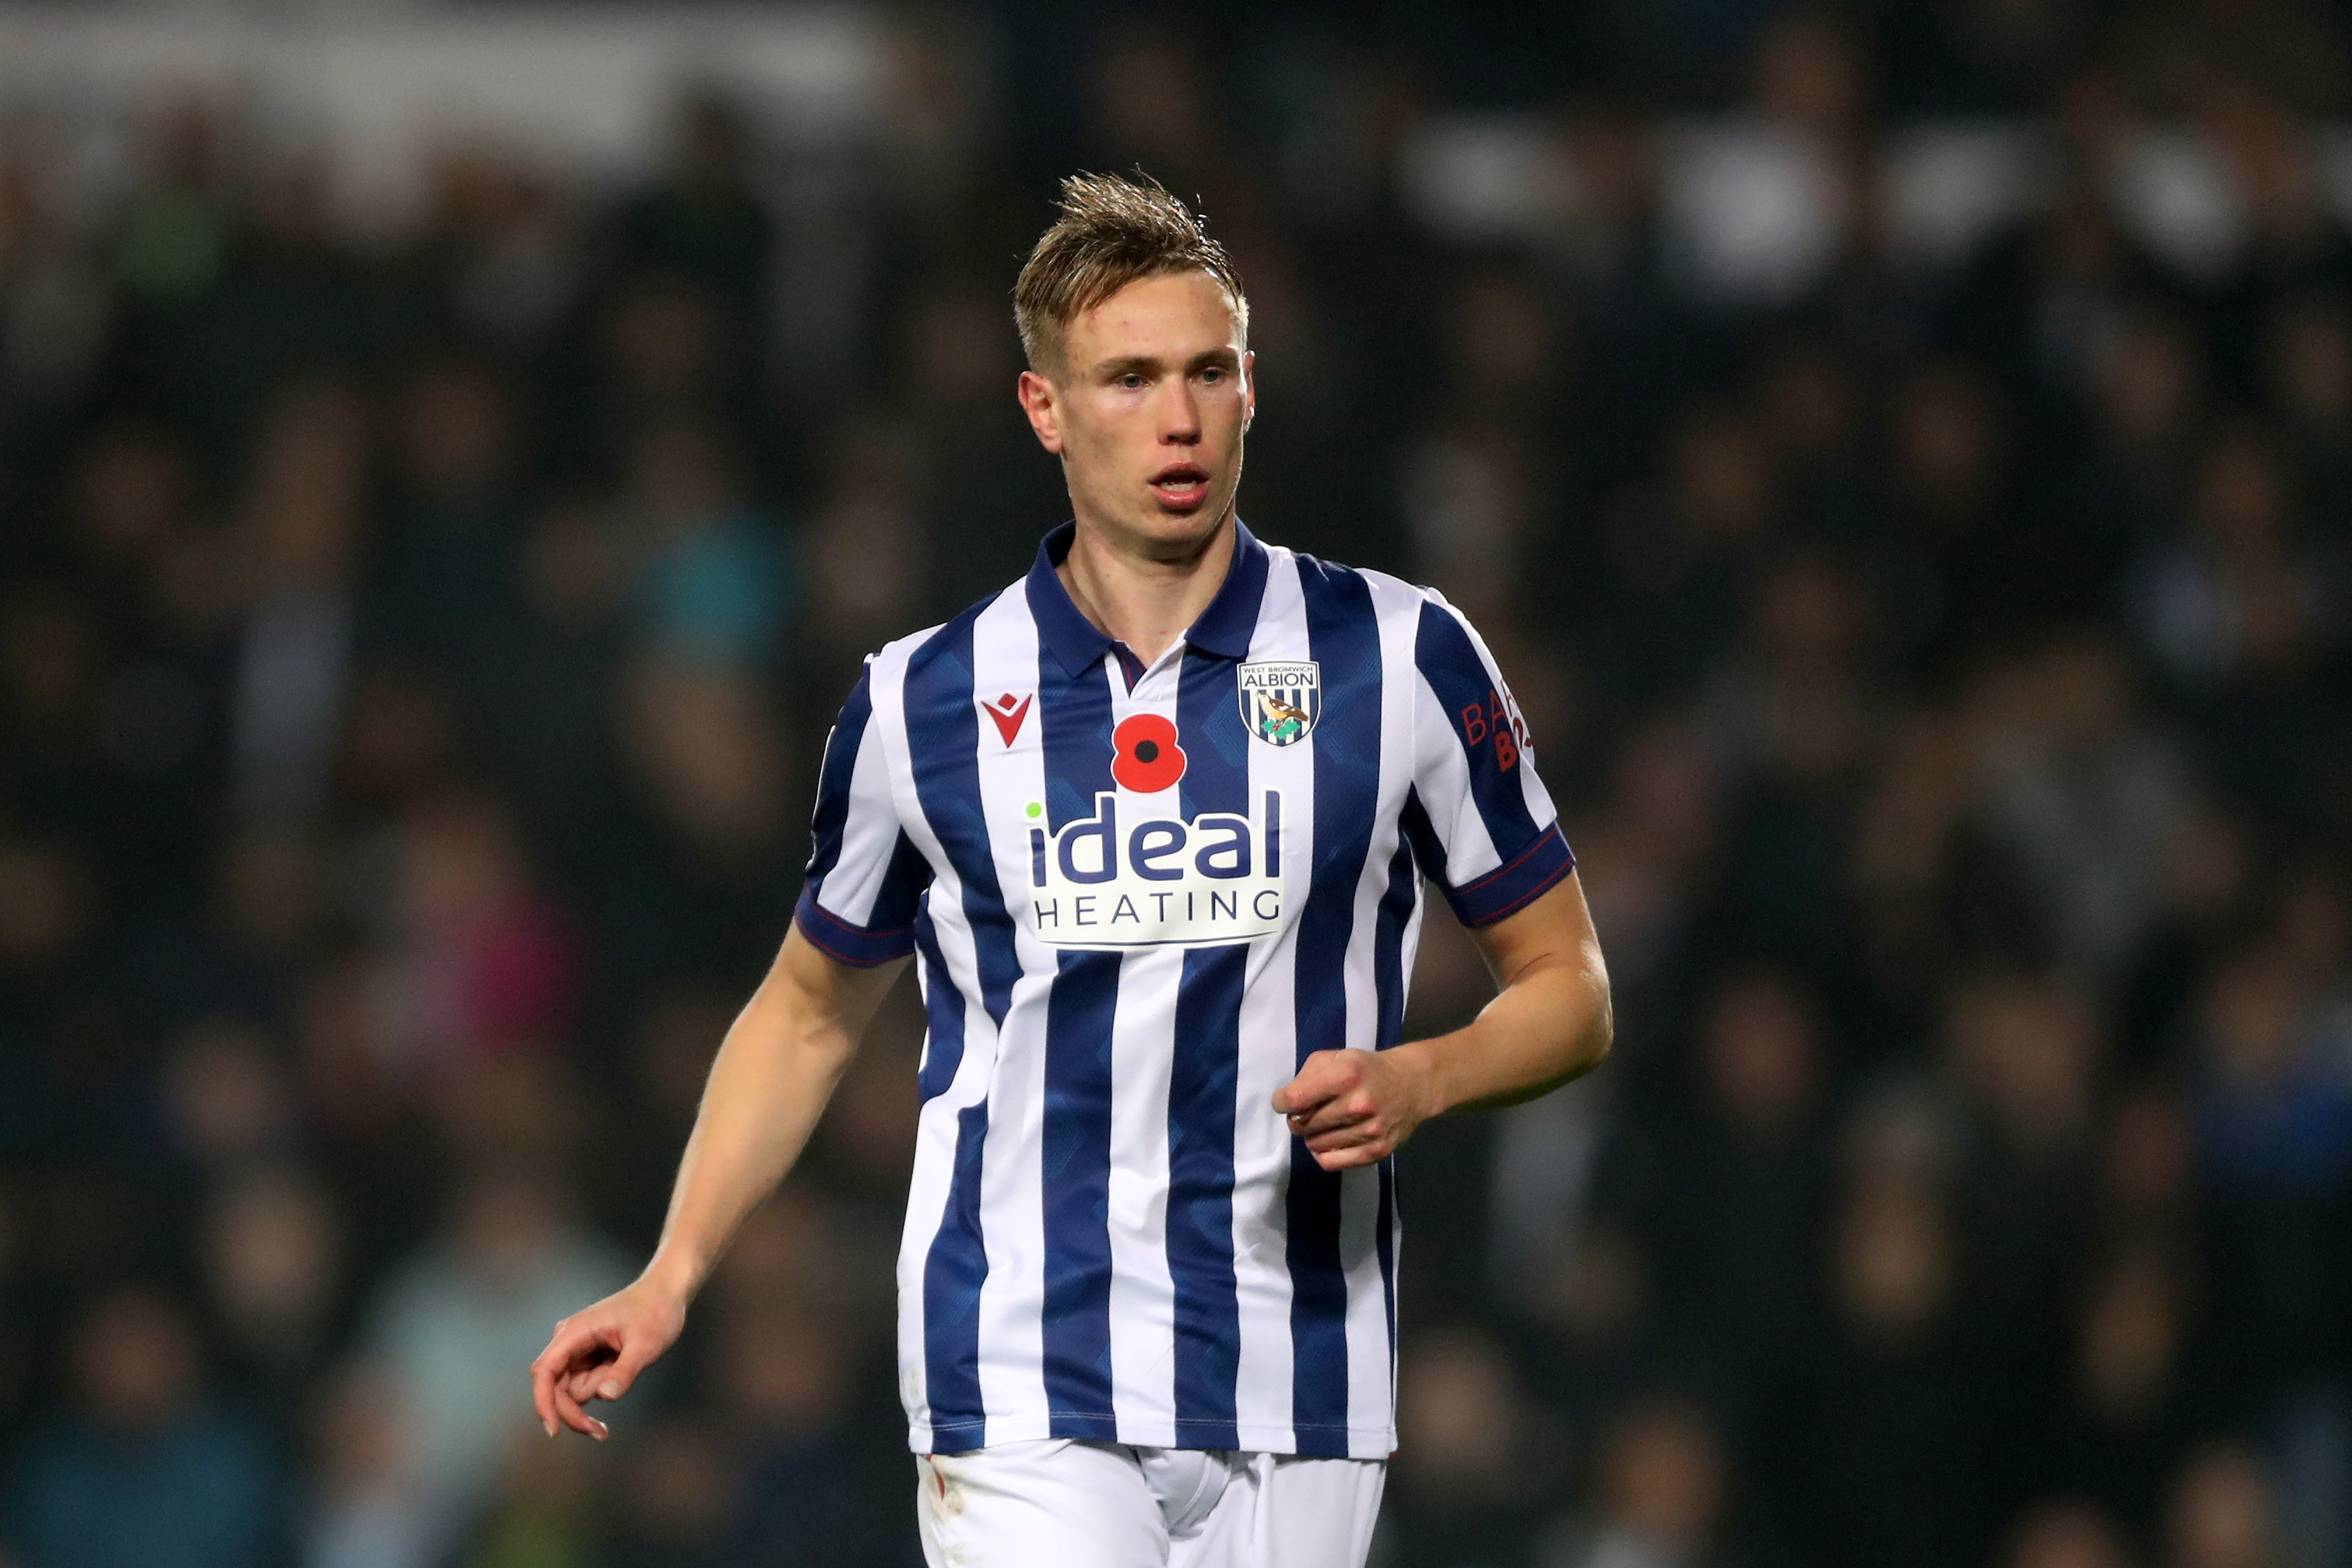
[982,692,1032,746]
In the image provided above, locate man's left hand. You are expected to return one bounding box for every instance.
[1272,1047,1438,1171]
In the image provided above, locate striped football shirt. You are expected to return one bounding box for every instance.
[795,520,1573,1458]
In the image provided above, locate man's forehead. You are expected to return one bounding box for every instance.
[1067,270,1243,360]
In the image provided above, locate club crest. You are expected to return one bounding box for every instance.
[1237,660,1320,747]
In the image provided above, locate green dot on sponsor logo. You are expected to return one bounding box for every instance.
[1025,801,1043,819]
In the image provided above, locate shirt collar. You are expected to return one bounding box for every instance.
[1025,518,1269,676]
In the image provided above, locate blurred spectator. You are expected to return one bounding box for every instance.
[371,354,524,676]
[303,1363,433,1568]
[2126,422,2337,695]
[2191,945,2352,1388]
[362,1163,628,1551]
[1385,1327,1562,1568]
[2098,1085,2200,1244]
[1645,968,1829,1395]
[1942,972,2103,1386]
[138,829,326,1030]
[617,93,774,323]
[893,273,1065,614]
[613,663,796,985]
[2265,295,2352,520]
[623,421,791,672]
[1594,405,1778,704]
[2004,1500,2137,1568]
[575,275,740,480]
[2163,1442,2283,1568]
[0,586,109,843]
[109,94,230,316]
[1535,1395,1731,1568]
[1765,1163,1989,1568]
[802,429,925,685]
[203,1166,347,1402]
[449,1421,601,1568]
[1870,358,2018,676]
[1,1284,286,1568]
[1975,634,2195,982]
[0,157,111,434]
[718,1303,894,1567]
[226,381,370,823]
[2042,1245,2205,1543]
[161,1017,301,1170]
[471,495,630,887]
[1701,552,1883,985]
[2186,943,2352,1567]
[603,1420,732,1568]
[375,792,579,1082]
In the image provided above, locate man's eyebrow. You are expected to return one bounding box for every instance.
[1087,347,1242,379]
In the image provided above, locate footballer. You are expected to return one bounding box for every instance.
[531,172,1613,1568]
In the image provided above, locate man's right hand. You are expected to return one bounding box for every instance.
[524,928,904,1442]
[528,1273,688,1441]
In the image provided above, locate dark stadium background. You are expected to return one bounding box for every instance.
[0,3,2349,1566]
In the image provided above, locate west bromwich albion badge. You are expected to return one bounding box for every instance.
[1238,660,1320,747]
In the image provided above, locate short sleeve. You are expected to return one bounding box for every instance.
[793,662,932,966]
[1403,593,1575,927]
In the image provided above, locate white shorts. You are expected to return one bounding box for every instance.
[914,1439,1385,1568]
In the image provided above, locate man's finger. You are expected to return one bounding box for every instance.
[1271,1070,1345,1118]
[1269,1079,1327,1116]
[595,1341,658,1404]
[1270,1051,1359,1115]
[566,1337,630,1404]
[553,1380,607,1441]
[1312,1140,1388,1172]
[1294,1094,1373,1138]
[533,1319,609,1379]
[530,1322,603,1437]
[1306,1116,1384,1154]
[531,1362,560,1437]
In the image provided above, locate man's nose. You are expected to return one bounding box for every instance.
[1158,378,1202,442]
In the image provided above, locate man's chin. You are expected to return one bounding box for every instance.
[1132,500,1230,552]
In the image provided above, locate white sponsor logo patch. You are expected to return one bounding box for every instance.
[1023,789,1287,949]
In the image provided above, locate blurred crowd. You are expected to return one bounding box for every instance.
[1,2,2351,1567]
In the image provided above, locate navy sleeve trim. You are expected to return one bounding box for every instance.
[1441,824,1575,928]
[805,665,876,881]
[793,884,918,967]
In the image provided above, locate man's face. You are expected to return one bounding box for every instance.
[1017,270,1253,558]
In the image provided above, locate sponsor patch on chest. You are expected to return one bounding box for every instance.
[1023,789,1287,949]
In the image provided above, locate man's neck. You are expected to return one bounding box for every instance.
[1055,511,1236,667]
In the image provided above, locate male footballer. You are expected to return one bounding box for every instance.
[531,172,1613,1567]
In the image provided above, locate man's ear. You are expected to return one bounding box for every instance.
[1017,369,1064,454]
[1241,349,1255,431]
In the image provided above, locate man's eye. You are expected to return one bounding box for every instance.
[1200,368,1224,384]
[1120,374,1146,390]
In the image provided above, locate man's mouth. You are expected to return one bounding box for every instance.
[1149,463,1211,508]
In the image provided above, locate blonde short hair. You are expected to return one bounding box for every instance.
[1012,170,1248,375]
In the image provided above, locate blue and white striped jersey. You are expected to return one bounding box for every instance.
[795,521,1573,1459]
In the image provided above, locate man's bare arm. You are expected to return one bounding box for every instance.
[529,926,906,1439]
[1271,871,1611,1170]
